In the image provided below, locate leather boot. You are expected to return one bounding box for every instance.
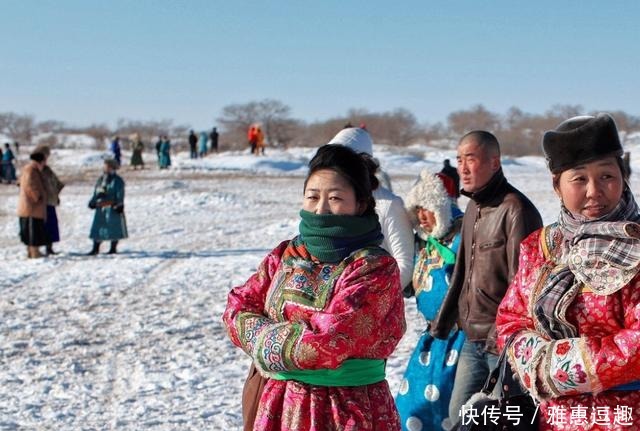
[108,241,118,254]
[87,241,100,256]
[46,243,58,256]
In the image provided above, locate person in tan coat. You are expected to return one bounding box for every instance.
[34,145,65,255]
[17,150,49,258]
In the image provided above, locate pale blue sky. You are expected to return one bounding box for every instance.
[1,1,638,130]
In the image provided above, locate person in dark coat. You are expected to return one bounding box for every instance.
[35,145,65,255]
[155,136,162,167]
[130,134,144,169]
[2,143,17,184]
[440,159,460,199]
[110,136,122,167]
[87,159,128,255]
[209,127,219,153]
[188,130,198,159]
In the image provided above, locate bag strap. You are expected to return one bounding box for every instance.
[480,332,519,395]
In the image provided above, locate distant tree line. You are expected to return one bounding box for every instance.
[2,102,639,156]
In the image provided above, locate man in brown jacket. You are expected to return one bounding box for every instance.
[429,131,542,426]
[17,151,49,258]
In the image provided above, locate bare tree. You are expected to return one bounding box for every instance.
[257,99,293,147]
[422,121,447,145]
[217,99,294,149]
[37,119,66,134]
[603,110,640,132]
[367,108,420,147]
[85,123,112,149]
[545,104,584,121]
[0,112,36,144]
[447,105,500,136]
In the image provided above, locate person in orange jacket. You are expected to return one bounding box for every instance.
[247,125,258,154]
[255,126,265,155]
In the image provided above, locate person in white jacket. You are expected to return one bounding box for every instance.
[328,127,414,288]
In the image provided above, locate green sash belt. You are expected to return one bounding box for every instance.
[271,359,386,387]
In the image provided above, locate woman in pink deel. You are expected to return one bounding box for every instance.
[223,144,406,430]
[496,113,640,430]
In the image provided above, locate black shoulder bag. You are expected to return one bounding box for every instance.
[457,334,540,431]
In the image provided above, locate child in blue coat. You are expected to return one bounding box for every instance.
[396,170,465,431]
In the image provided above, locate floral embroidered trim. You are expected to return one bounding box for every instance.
[578,337,603,394]
[265,245,386,320]
[543,338,595,396]
[236,312,272,355]
[413,246,445,296]
[253,321,303,374]
[529,345,550,401]
[508,331,548,400]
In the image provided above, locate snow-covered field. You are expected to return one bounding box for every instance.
[1,142,639,430]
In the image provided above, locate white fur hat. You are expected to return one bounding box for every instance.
[405,169,452,240]
[327,127,373,156]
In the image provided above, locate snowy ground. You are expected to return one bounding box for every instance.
[1,144,639,430]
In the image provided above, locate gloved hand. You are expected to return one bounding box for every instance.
[112,203,124,213]
[88,200,97,209]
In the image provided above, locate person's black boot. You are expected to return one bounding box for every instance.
[45,243,58,256]
[108,241,118,254]
[87,241,100,256]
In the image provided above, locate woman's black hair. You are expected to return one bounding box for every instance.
[30,152,45,162]
[304,144,379,216]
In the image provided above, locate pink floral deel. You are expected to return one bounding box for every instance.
[496,226,640,430]
[223,240,406,431]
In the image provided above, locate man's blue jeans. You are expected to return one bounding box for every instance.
[448,339,499,427]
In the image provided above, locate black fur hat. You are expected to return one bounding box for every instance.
[542,113,622,173]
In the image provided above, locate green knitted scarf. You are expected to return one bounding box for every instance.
[298,210,383,263]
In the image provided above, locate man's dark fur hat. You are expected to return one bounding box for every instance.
[542,113,622,173]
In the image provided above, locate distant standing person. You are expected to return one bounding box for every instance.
[247,125,258,154]
[14,141,20,155]
[159,136,171,169]
[35,145,65,256]
[87,159,127,255]
[255,126,265,155]
[2,143,17,184]
[198,131,208,158]
[209,127,219,153]
[17,150,48,258]
[188,130,198,159]
[440,159,460,200]
[155,136,162,167]
[110,136,122,167]
[130,134,144,170]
